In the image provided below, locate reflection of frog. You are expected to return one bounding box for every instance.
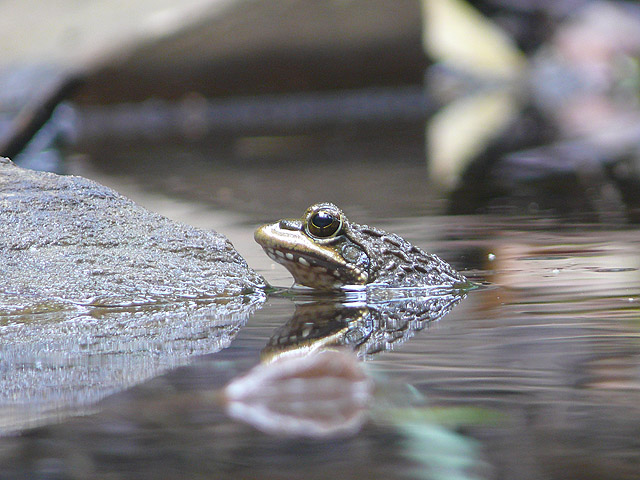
[261,292,464,362]
[255,203,466,290]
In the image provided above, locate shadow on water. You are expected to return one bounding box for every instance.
[261,287,465,361]
[1,283,487,480]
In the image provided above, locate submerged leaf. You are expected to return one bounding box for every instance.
[223,349,373,437]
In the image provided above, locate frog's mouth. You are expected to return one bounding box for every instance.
[254,222,368,289]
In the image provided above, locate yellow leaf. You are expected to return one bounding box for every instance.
[427,89,519,188]
[422,0,526,77]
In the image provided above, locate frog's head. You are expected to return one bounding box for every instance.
[254,203,370,290]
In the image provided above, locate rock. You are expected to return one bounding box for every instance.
[0,158,265,304]
[0,158,266,433]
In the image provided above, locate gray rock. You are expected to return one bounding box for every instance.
[0,158,266,433]
[0,157,265,305]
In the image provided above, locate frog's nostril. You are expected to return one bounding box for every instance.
[279,219,302,231]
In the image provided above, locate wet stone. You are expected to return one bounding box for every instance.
[0,158,266,304]
[0,158,266,433]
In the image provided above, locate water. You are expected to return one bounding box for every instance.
[4,131,640,479]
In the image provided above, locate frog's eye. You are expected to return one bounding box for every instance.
[306,209,342,238]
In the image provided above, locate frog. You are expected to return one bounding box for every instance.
[254,202,466,290]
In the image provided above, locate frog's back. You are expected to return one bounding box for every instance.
[348,222,465,287]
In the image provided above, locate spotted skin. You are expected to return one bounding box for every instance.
[254,203,466,290]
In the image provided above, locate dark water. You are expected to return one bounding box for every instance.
[4,126,640,480]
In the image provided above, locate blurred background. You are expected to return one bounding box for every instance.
[4,0,640,224]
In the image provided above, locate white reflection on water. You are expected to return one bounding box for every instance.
[0,295,263,434]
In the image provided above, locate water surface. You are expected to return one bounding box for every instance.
[4,140,640,480]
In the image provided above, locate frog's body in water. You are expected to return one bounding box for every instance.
[254,202,466,290]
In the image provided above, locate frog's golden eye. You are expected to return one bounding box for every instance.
[306,209,342,238]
